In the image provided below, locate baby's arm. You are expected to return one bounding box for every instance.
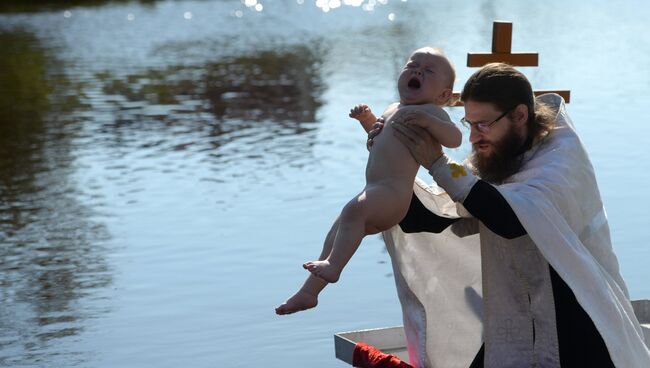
[349,104,378,133]
[398,107,462,148]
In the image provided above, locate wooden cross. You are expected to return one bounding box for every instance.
[451,21,571,106]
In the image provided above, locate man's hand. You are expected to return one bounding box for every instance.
[366,118,385,151]
[392,119,443,169]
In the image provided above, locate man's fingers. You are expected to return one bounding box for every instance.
[404,122,435,145]
[392,122,422,144]
[367,122,384,139]
[392,127,412,145]
[392,127,421,159]
[402,115,423,126]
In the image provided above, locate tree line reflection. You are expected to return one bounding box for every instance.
[98,45,324,123]
[0,26,326,365]
[0,29,111,366]
[0,0,157,13]
[93,44,325,169]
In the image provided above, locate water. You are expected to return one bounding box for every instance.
[0,0,649,366]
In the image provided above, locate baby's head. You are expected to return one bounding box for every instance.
[397,47,455,106]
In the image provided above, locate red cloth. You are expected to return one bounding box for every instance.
[352,342,413,368]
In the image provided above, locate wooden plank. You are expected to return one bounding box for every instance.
[450,90,570,107]
[467,52,538,67]
[492,22,512,53]
[535,90,571,103]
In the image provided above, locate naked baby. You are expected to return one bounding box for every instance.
[276,47,461,315]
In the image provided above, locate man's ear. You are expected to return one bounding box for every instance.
[513,104,528,126]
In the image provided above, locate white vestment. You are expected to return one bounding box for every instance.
[383,94,650,367]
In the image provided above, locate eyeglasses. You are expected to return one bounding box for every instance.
[460,109,510,133]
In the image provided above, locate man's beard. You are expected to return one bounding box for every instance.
[469,127,527,184]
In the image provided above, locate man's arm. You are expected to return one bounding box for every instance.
[463,180,526,239]
[386,119,526,238]
[428,154,526,239]
[398,182,525,238]
[399,193,459,233]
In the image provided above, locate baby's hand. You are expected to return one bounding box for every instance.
[349,104,373,121]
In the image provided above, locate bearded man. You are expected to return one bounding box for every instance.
[369,63,649,367]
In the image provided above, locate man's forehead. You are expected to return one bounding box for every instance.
[464,100,500,120]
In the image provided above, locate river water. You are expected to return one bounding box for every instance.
[0,0,649,367]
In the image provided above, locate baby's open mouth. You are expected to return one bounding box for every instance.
[408,77,421,89]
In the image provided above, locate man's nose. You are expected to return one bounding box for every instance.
[469,127,482,144]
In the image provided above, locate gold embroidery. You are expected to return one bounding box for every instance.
[449,163,467,178]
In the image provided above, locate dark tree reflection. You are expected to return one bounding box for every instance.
[0,0,157,13]
[0,29,111,366]
[0,28,327,365]
[95,45,325,168]
[205,47,324,123]
[99,45,324,124]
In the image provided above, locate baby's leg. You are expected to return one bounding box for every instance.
[304,183,408,283]
[275,217,339,315]
[275,275,324,315]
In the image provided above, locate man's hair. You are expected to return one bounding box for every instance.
[460,63,555,142]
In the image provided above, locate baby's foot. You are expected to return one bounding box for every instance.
[303,260,342,283]
[275,289,318,315]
